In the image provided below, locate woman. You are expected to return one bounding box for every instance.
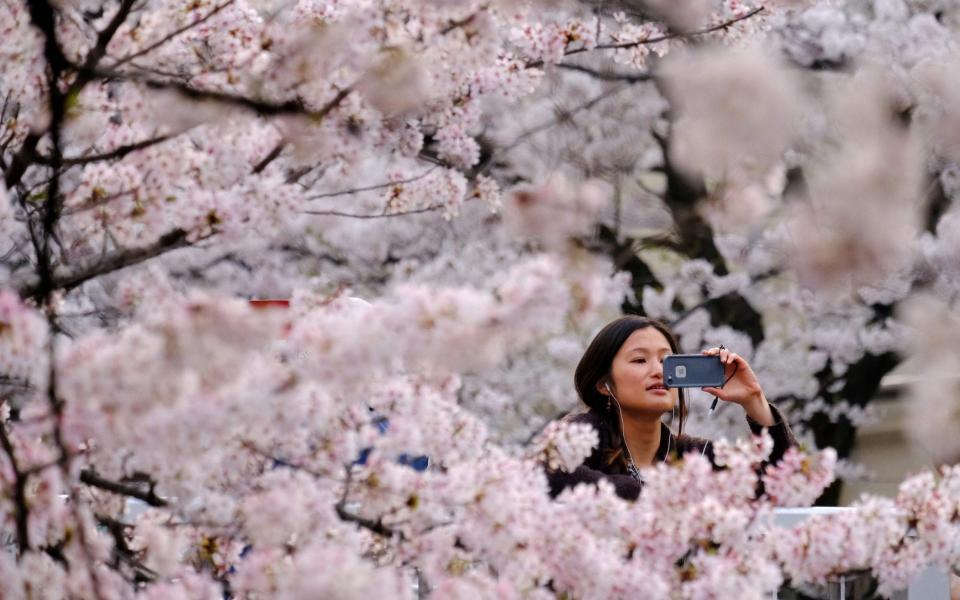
[547,316,796,500]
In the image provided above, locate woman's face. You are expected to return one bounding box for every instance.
[601,327,678,416]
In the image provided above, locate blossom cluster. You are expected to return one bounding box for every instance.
[528,420,599,473]
[1,279,959,598]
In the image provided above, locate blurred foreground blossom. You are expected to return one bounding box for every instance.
[503,174,610,250]
[899,293,960,463]
[787,73,923,293]
[661,44,805,180]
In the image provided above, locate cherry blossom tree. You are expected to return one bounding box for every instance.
[3,0,960,597]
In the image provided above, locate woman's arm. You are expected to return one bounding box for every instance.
[700,347,797,462]
[746,402,797,465]
[701,347,775,425]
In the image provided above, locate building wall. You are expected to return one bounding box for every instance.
[841,394,942,504]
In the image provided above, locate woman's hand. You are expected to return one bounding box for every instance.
[701,347,776,427]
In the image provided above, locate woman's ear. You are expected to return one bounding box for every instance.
[596,379,611,396]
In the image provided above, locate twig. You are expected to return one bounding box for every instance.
[303,205,443,219]
[79,469,169,507]
[668,270,778,328]
[335,502,400,538]
[252,141,285,174]
[0,424,31,555]
[555,62,652,83]
[16,228,197,300]
[95,513,158,583]
[306,167,438,200]
[0,374,34,391]
[73,0,139,90]
[36,135,172,167]
[239,440,326,478]
[491,85,632,162]
[567,6,766,56]
[335,465,401,539]
[440,10,480,35]
[109,0,237,69]
[4,132,41,188]
[61,188,135,217]
[82,62,354,122]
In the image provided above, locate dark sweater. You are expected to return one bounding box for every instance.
[546,404,797,501]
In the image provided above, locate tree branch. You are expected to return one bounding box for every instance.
[37,135,173,167]
[79,469,169,507]
[524,7,765,69]
[304,205,443,219]
[440,11,479,35]
[4,133,41,189]
[16,228,196,300]
[486,85,633,165]
[0,374,34,392]
[334,465,401,539]
[335,502,400,538]
[555,62,652,83]
[567,6,766,56]
[0,423,31,555]
[668,270,778,329]
[252,141,285,174]
[109,0,237,69]
[73,0,139,90]
[82,63,354,121]
[95,513,158,583]
[306,167,438,200]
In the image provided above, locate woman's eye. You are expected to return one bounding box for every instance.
[632,358,646,364]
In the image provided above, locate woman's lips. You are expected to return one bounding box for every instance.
[646,384,667,394]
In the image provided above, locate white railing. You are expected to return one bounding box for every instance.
[773,507,950,600]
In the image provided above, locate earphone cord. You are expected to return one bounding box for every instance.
[611,391,669,483]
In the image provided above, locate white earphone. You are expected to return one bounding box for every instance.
[605,380,677,466]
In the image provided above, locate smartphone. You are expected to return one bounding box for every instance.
[663,355,725,388]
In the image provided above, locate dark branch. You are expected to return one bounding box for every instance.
[82,64,354,121]
[555,62,652,83]
[335,502,399,538]
[668,270,778,329]
[567,6,766,56]
[61,188,134,216]
[109,0,237,69]
[96,513,158,583]
[26,0,69,74]
[4,133,41,189]
[304,205,443,219]
[487,85,633,165]
[79,469,169,507]
[523,8,765,69]
[0,423,31,554]
[16,228,195,300]
[440,11,478,35]
[306,167,438,200]
[252,141,285,174]
[0,374,34,392]
[73,0,139,90]
[37,135,172,167]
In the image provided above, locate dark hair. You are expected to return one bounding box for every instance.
[574,316,686,472]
